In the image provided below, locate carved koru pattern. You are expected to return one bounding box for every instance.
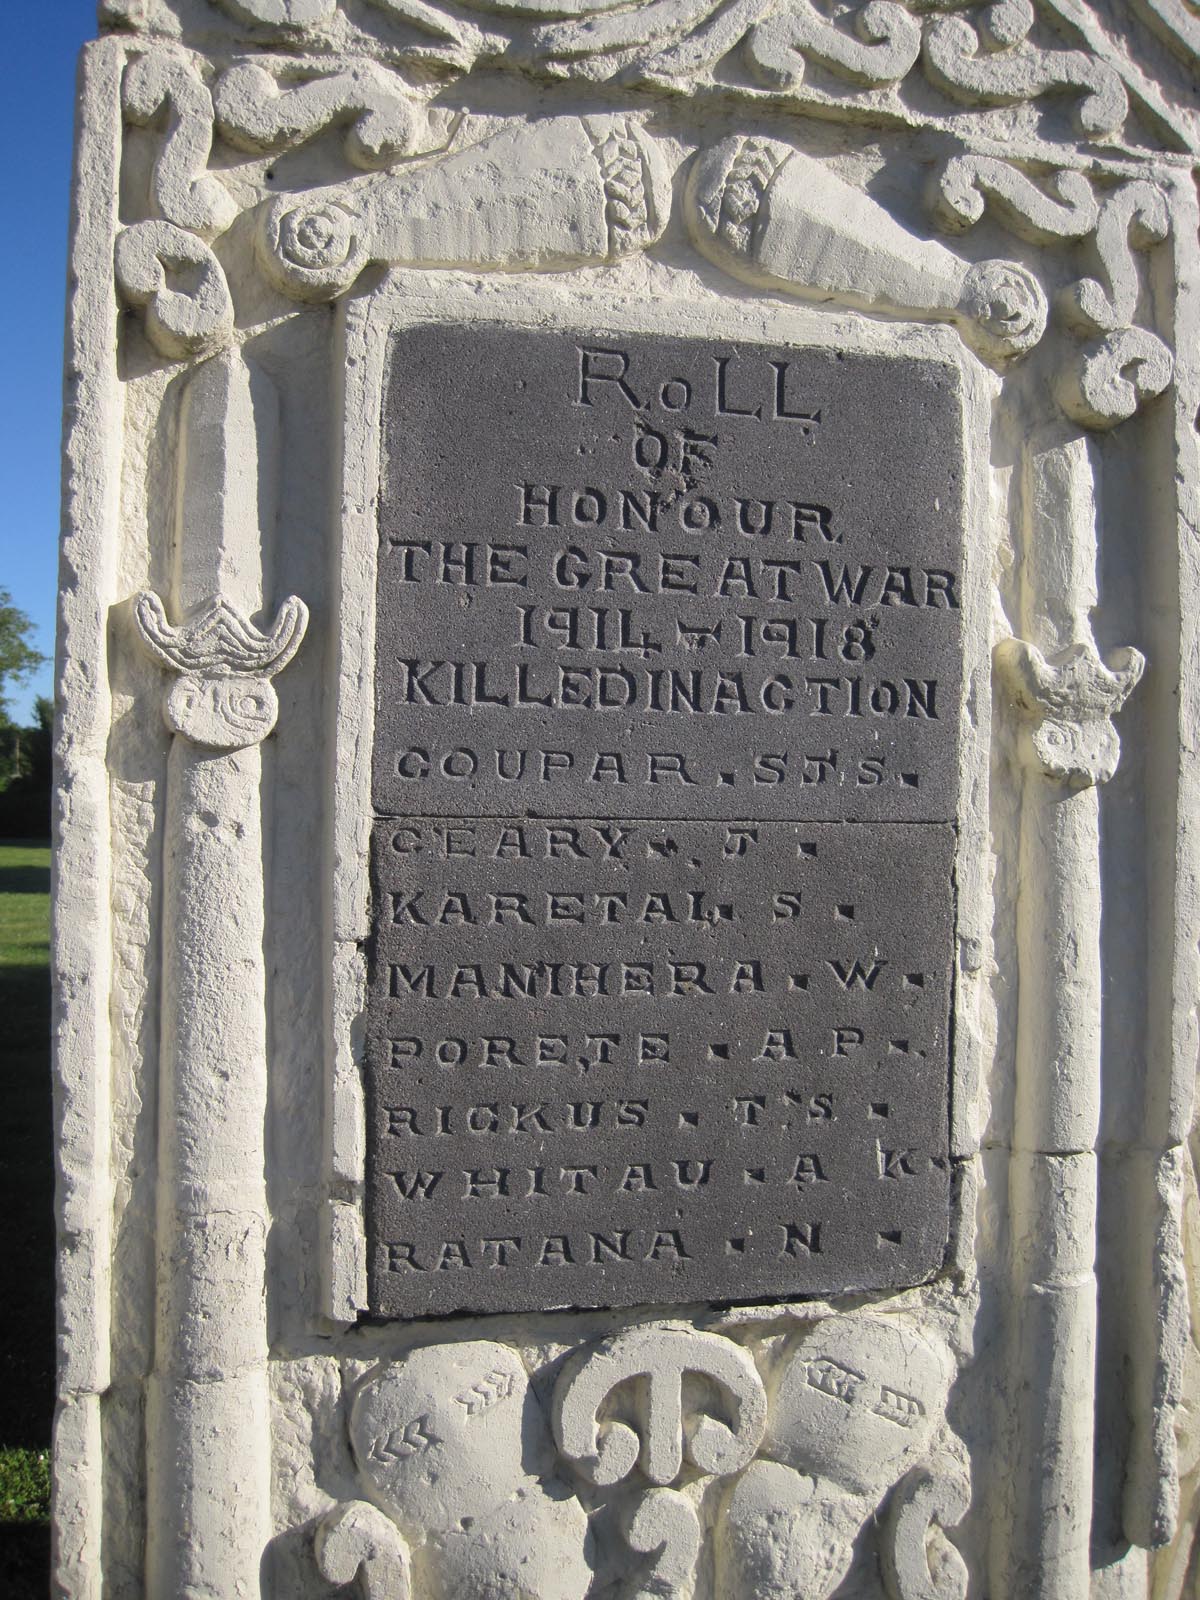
[132,592,309,749]
[213,55,441,169]
[552,1327,767,1487]
[924,155,1175,426]
[191,0,1141,148]
[882,1465,971,1600]
[994,635,1145,786]
[114,221,234,361]
[921,0,1127,136]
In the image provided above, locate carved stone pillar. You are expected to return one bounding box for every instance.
[133,351,308,1598]
[993,435,1143,1599]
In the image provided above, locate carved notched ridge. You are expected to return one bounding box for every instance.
[133,591,308,677]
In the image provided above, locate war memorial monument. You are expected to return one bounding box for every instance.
[51,0,1200,1595]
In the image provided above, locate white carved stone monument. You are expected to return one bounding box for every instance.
[52,1,1200,1596]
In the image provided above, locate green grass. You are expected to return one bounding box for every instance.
[0,840,53,1593]
[0,1450,50,1524]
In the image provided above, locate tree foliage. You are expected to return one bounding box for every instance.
[0,589,46,724]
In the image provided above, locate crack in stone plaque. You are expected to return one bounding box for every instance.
[365,324,963,1316]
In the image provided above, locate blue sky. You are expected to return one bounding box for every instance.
[2,3,100,723]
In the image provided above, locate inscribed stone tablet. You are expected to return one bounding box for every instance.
[366,324,963,1316]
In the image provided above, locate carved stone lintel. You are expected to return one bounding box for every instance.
[994,635,1145,786]
[133,592,309,748]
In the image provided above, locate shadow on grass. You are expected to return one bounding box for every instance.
[0,852,54,1598]
[0,864,50,896]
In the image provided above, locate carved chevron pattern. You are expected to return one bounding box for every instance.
[711,138,787,255]
[134,592,308,677]
[368,1414,441,1463]
[589,123,650,254]
[455,1368,518,1416]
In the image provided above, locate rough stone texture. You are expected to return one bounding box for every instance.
[52,1,1200,1597]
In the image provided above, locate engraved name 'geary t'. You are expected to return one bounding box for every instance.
[366,324,964,1317]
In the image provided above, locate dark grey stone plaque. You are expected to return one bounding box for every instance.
[374,325,964,824]
[366,324,963,1318]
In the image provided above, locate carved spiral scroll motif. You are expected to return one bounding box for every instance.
[1061,182,1171,336]
[956,260,1047,358]
[115,222,234,360]
[930,158,1099,243]
[260,195,370,301]
[553,1327,767,1488]
[745,0,921,90]
[922,0,1128,136]
[122,0,1177,148]
[881,1466,970,1600]
[123,55,238,238]
[1056,328,1175,430]
[213,57,432,169]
